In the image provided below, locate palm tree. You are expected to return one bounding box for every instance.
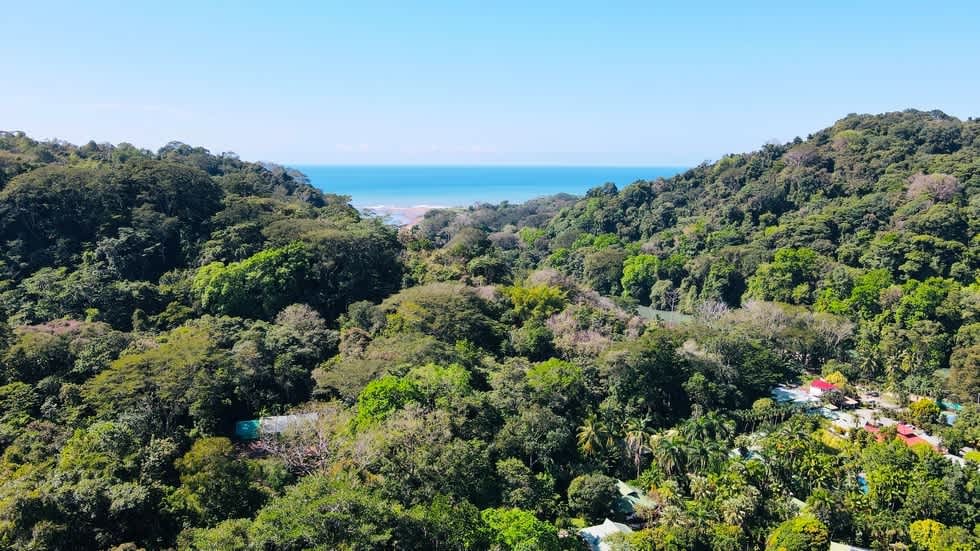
[798,449,834,494]
[714,413,735,442]
[577,414,610,458]
[685,411,734,443]
[649,431,686,478]
[685,438,726,474]
[805,487,836,525]
[623,416,651,478]
[858,348,880,379]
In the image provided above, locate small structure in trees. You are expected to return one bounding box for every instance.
[234,413,319,440]
[808,379,837,397]
[579,519,632,551]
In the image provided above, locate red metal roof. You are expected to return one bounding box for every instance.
[864,424,939,451]
[811,379,837,391]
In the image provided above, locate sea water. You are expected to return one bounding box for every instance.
[294,165,685,209]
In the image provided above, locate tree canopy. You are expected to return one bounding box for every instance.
[0,111,978,550]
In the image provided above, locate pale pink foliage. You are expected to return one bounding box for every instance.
[907,173,961,202]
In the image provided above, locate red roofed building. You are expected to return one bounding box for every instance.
[863,423,884,442]
[862,423,942,452]
[809,379,837,396]
[896,424,916,437]
[895,425,940,451]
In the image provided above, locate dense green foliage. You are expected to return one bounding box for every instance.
[765,514,829,551]
[0,111,979,550]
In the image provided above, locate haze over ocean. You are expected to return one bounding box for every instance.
[295,165,686,208]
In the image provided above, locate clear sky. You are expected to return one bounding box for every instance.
[2,1,978,165]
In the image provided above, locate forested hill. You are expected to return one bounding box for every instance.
[423,109,979,306]
[413,109,979,397]
[0,132,402,324]
[0,111,978,550]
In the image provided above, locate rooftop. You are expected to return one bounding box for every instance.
[579,519,633,551]
[830,542,871,551]
[896,424,916,436]
[234,412,319,440]
[614,480,657,513]
[810,379,837,391]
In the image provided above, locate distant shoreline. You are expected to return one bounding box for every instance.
[359,204,451,226]
[296,165,686,213]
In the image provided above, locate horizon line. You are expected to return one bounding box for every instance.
[283,162,694,169]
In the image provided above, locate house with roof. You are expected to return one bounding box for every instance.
[896,423,940,451]
[579,519,632,551]
[896,423,918,440]
[772,384,820,406]
[863,423,882,440]
[830,542,871,551]
[809,379,837,397]
[613,480,657,519]
[863,422,941,452]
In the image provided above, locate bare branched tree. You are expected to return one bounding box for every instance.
[907,173,961,202]
[696,299,729,322]
[249,404,351,475]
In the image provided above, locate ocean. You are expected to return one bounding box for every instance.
[294,165,686,209]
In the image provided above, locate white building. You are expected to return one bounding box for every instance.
[579,519,632,551]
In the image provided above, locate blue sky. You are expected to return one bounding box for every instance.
[1,1,978,165]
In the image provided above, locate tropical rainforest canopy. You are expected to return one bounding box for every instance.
[0,109,978,550]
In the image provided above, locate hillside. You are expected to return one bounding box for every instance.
[0,111,978,550]
[411,109,980,400]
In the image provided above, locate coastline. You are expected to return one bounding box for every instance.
[297,165,685,218]
[358,204,453,226]
[300,165,688,227]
